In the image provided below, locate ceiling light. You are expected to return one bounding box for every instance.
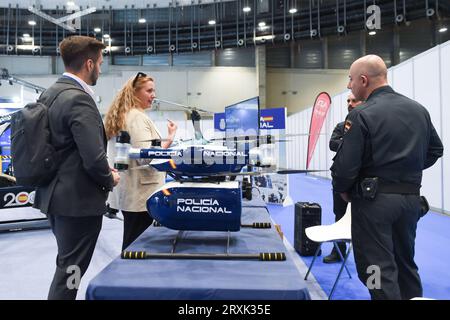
[28,20,36,26]
[368,30,377,36]
[23,33,30,38]
[439,27,448,33]
[243,6,251,13]
[258,21,266,28]
[254,35,276,41]
[208,20,216,25]
[103,34,110,39]
[94,27,101,33]
[289,8,298,14]
[138,18,146,24]
[67,1,75,6]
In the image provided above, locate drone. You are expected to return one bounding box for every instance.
[116,132,304,232]
[115,102,323,261]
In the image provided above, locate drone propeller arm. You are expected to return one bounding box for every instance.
[153,98,211,114]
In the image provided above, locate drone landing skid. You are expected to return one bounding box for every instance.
[170,230,232,255]
[122,230,285,261]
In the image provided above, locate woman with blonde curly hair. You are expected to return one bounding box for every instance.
[104,72,177,250]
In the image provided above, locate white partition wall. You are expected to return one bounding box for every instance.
[287,116,294,169]
[286,40,450,214]
[440,41,450,213]
[303,109,312,169]
[413,48,443,210]
[392,61,414,97]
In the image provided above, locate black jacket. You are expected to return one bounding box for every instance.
[34,77,114,217]
[329,121,345,152]
[331,85,443,193]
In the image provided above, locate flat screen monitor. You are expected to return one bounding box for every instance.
[225,97,260,139]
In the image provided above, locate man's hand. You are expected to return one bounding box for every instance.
[340,192,351,203]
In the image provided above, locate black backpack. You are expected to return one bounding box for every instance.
[10,88,77,187]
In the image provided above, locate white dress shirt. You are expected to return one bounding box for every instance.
[62,72,95,98]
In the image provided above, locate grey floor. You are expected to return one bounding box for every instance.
[0,207,325,300]
[0,207,123,300]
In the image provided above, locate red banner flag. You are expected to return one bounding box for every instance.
[306,92,331,169]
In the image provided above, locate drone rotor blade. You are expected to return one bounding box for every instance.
[283,133,326,137]
[137,138,173,142]
[276,169,328,174]
[219,169,329,176]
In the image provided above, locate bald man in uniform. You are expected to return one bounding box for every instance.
[331,55,443,299]
[323,93,362,263]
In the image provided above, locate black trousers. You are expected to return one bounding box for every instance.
[47,214,103,300]
[333,191,348,222]
[331,191,348,253]
[122,211,153,251]
[351,193,423,300]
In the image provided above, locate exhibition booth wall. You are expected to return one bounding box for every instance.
[287,40,450,214]
[1,43,448,212]
[0,54,349,114]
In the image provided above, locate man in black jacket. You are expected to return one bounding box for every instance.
[323,93,362,263]
[331,55,443,299]
[34,36,120,300]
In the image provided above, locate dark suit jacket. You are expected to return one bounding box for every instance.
[34,77,114,217]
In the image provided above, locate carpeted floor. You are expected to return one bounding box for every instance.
[267,173,450,300]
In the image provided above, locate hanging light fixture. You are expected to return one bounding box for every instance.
[289,0,298,14]
[243,0,251,13]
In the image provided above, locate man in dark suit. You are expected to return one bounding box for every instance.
[323,93,362,263]
[34,36,120,300]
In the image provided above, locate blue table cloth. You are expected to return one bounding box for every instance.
[86,204,310,300]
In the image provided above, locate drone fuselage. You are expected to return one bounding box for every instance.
[130,144,251,178]
[147,181,242,232]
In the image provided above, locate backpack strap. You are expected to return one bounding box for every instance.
[43,86,95,171]
[39,86,87,110]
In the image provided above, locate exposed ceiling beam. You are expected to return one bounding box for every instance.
[55,7,97,24]
[28,6,97,32]
[28,6,76,32]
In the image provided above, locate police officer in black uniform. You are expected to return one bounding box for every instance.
[331,55,443,300]
[323,93,362,264]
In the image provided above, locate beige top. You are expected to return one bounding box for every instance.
[107,108,165,212]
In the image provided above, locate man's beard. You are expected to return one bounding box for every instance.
[90,69,98,86]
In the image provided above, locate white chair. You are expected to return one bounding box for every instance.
[304,204,352,300]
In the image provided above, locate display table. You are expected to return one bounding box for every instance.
[86,201,310,300]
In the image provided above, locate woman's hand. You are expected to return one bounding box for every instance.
[162,119,177,149]
[167,119,177,136]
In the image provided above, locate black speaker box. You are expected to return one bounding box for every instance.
[294,202,322,256]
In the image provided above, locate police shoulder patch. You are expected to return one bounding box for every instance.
[344,120,352,133]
